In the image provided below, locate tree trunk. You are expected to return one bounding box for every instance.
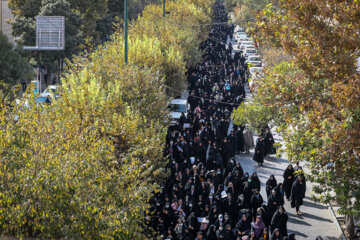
[345,214,355,239]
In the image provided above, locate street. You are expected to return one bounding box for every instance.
[227,32,342,239]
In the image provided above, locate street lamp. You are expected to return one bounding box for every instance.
[124,0,128,64]
[163,0,165,17]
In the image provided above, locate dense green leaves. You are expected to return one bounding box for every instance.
[0,0,215,238]
[0,31,34,96]
[233,0,360,215]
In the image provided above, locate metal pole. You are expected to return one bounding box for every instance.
[163,0,165,17]
[124,0,128,64]
[0,0,3,32]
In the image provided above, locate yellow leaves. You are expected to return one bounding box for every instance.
[0,1,211,240]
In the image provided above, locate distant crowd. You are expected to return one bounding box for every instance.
[147,1,306,239]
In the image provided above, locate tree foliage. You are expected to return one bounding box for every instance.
[130,0,214,95]
[0,0,215,238]
[225,0,269,27]
[233,0,360,215]
[0,31,34,95]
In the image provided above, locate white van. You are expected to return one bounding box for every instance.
[170,99,189,125]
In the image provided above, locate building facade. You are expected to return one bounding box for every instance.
[1,0,14,42]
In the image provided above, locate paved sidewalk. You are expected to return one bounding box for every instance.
[227,29,341,240]
[235,137,341,240]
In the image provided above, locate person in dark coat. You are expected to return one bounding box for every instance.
[207,142,219,170]
[291,176,306,215]
[227,130,237,157]
[264,128,275,156]
[251,172,261,192]
[250,189,264,221]
[273,183,285,206]
[253,136,265,166]
[270,228,283,240]
[235,125,245,153]
[242,178,253,207]
[270,206,288,237]
[224,224,236,240]
[235,214,252,237]
[258,204,271,228]
[267,190,280,220]
[220,138,231,167]
[283,164,295,200]
[206,224,218,240]
[265,175,277,197]
[262,227,270,240]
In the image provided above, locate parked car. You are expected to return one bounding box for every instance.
[235,32,248,41]
[41,85,60,99]
[235,26,245,32]
[237,37,252,47]
[246,55,262,67]
[239,41,255,50]
[170,99,189,125]
[243,48,258,59]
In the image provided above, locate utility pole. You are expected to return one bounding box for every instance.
[163,0,165,17]
[124,0,128,64]
[0,0,3,32]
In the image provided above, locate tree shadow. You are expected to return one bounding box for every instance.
[301,212,333,223]
[287,214,312,226]
[322,236,339,240]
[260,164,286,173]
[266,156,289,164]
[287,230,308,238]
[303,199,328,210]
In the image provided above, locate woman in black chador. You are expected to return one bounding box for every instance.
[253,136,265,166]
[291,176,306,215]
[283,164,295,200]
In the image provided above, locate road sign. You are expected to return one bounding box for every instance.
[24,16,65,50]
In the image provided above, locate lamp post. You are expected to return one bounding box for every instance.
[0,0,3,32]
[163,0,165,17]
[124,0,128,64]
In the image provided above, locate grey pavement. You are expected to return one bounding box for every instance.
[236,150,341,240]
[228,31,341,240]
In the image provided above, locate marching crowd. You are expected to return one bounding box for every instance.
[147,1,307,239]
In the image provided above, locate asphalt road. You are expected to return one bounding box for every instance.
[236,151,341,240]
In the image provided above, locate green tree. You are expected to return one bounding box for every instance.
[0,0,216,238]
[0,31,34,96]
[0,36,169,240]
[233,1,360,237]
[227,0,269,27]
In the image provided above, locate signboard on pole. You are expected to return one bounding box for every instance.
[24,16,65,50]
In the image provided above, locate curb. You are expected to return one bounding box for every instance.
[327,203,347,240]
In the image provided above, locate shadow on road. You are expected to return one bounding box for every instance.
[287,213,312,226]
[266,156,289,164]
[303,199,328,210]
[322,236,339,240]
[260,164,286,173]
[301,212,333,223]
[288,230,309,238]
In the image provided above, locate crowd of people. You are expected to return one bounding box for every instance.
[147,1,307,239]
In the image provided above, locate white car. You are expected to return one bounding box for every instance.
[235,26,245,32]
[246,55,262,67]
[235,32,248,41]
[237,37,252,46]
[41,85,60,98]
[170,99,189,125]
[243,48,258,59]
[239,41,255,50]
